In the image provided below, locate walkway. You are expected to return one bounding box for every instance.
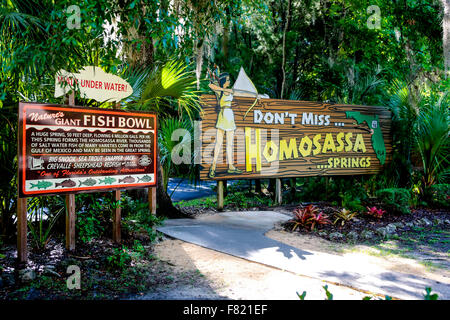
[157,211,449,300]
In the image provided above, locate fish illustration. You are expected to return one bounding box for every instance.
[79,178,97,187]
[30,180,53,190]
[137,175,152,183]
[99,177,116,185]
[119,176,135,184]
[55,179,76,188]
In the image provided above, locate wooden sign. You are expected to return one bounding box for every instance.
[18,102,157,197]
[199,95,392,180]
[55,66,133,102]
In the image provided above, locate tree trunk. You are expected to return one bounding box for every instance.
[443,0,450,78]
[195,39,204,90]
[280,0,292,99]
[155,154,187,219]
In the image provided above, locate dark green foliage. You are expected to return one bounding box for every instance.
[122,196,165,242]
[424,184,450,209]
[27,196,65,250]
[76,194,119,243]
[338,191,365,213]
[107,245,132,271]
[376,188,412,215]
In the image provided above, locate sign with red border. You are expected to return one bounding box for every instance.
[18,102,157,197]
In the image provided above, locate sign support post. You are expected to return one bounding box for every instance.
[217,180,224,210]
[149,187,156,214]
[17,197,28,264]
[113,190,121,243]
[65,194,76,251]
[112,102,122,243]
[275,178,282,205]
[65,92,76,251]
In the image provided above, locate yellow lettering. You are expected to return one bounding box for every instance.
[313,134,322,155]
[298,136,312,157]
[322,133,336,153]
[353,134,366,152]
[279,138,298,160]
[245,127,261,172]
[263,140,278,163]
[336,132,345,152]
[345,132,353,152]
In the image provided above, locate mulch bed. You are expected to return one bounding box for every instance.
[279,203,449,243]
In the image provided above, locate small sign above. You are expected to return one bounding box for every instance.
[55,66,133,102]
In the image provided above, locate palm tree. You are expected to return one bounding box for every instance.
[385,81,449,188]
[414,94,449,187]
[127,59,202,218]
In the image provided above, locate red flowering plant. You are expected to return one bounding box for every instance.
[290,205,330,231]
[365,206,386,219]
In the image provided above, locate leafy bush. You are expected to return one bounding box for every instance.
[122,196,165,242]
[290,205,330,231]
[365,206,386,219]
[338,191,365,213]
[76,194,118,242]
[107,246,132,271]
[27,196,65,251]
[376,188,411,214]
[333,208,358,226]
[424,184,450,208]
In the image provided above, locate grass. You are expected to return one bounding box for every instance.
[345,223,450,271]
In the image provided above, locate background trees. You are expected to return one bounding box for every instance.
[0,0,448,241]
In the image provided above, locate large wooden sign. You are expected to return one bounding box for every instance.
[199,95,392,180]
[18,102,157,197]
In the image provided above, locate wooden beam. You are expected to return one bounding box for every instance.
[275,178,282,205]
[65,194,76,251]
[17,197,28,264]
[149,187,157,214]
[113,190,121,243]
[217,180,224,210]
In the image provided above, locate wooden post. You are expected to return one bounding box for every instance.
[217,180,224,210]
[112,102,122,243]
[65,194,76,251]
[275,178,282,205]
[65,92,76,251]
[149,187,157,214]
[113,190,121,243]
[290,177,296,199]
[17,197,28,264]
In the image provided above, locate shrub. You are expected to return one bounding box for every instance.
[107,246,132,270]
[333,208,358,226]
[290,205,330,231]
[122,196,165,242]
[365,206,386,219]
[424,184,450,208]
[376,188,411,214]
[338,191,365,213]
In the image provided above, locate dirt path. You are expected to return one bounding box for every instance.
[149,239,370,300]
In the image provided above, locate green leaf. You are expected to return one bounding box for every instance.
[297,291,307,300]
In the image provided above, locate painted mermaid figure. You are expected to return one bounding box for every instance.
[208,72,242,178]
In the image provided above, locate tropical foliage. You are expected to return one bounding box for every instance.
[0,0,449,243]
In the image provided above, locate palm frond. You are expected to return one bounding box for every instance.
[131,60,202,119]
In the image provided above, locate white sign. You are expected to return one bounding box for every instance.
[55,66,133,102]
